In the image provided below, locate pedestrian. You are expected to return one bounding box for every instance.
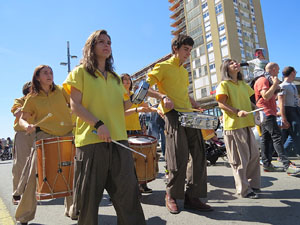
[278,66,300,164]
[16,65,74,225]
[147,34,212,214]
[254,62,299,174]
[10,81,34,206]
[216,59,261,199]
[63,29,146,225]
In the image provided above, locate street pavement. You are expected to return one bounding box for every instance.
[0,156,299,225]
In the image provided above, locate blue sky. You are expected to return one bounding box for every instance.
[1,0,299,138]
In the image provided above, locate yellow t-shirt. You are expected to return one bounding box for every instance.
[216,80,255,130]
[22,86,73,136]
[146,55,192,114]
[124,91,141,131]
[11,97,26,132]
[63,65,127,147]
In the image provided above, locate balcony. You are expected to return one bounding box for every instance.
[170,7,184,19]
[170,3,183,17]
[171,17,183,27]
[177,20,186,30]
[169,1,180,11]
[171,26,184,36]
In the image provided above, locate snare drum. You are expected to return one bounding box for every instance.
[128,135,157,183]
[131,80,149,104]
[35,136,75,200]
[201,129,215,141]
[178,112,218,130]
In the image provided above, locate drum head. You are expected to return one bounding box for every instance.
[128,135,157,146]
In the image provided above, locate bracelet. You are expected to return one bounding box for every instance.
[162,95,167,101]
[94,120,104,130]
[135,107,138,113]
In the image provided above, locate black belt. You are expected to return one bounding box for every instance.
[35,126,42,133]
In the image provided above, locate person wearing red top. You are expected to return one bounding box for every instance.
[254,62,296,174]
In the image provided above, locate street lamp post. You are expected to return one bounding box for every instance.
[60,41,77,73]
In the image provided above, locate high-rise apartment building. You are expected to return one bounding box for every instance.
[169,0,268,105]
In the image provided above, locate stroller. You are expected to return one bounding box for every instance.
[205,139,227,165]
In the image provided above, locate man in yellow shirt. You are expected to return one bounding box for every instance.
[147,34,212,214]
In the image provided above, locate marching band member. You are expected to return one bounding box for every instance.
[11,82,34,205]
[16,65,74,225]
[63,29,146,225]
[121,73,156,193]
[216,59,261,199]
[146,34,212,214]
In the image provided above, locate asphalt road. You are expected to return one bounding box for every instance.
[0,156,299,225]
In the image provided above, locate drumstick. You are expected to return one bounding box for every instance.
[91,130,146,158]
[111,140,146,158]
[247,108,264,114]
[33,113,53,127]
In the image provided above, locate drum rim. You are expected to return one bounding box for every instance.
[35,136,74,145]
[128,134,157,146]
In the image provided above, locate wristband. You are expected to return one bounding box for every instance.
[94,120,104,130]
[162,95,167,101]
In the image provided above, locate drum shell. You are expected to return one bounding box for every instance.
[35,136,75,200]
[201,129,215,141]
[128,135,157,183]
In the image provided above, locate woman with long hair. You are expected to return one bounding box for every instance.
[216,59,261,199]
[16,65,74,224]
[63,30,145,225]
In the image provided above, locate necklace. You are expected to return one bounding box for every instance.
[98,68,107,78]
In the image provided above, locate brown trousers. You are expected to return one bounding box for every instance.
[15,131,73,223]
[12,131,34,197]
[73,141,146,225]
[224,127,261,197]
[165,110,207,199]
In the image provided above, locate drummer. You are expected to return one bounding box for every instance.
[16,65,74,225]
[10,82,34,206]
[63,29,145,225]
[146,34,212,214]
[121,73,156,193]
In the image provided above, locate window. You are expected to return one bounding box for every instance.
[193,35,204,47]
[220,35,227,46]
[215,0,221,4]
[233,0,238,4]
[251,16,256,23]
[215,3,223,14]
[203,11,209,22]
[237,28,242,36]
[207,42,213,52]
[209,63,216,71]
[199,45,206,56]
[205,21,211,32]
[234,7,239,16]
[200,55,207,65]
[192,58,200,69]
[206,32,212,42]
[218,24,225,35]
[239,38,243,47]
[202,2,208,11]
[241,48,245,58]
[201,87,208,97]
[221,46,228,57]
[254,34,259,43]
[217,13,224,24]
[246,51,252,58]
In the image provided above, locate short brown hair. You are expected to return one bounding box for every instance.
[282,66,295,77]
[171,34,194,54]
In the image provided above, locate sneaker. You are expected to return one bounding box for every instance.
[286,164,300,175]
[278,158,296,166]
[245,192,259,199]
[263,164,284,172]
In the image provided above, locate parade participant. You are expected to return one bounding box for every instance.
[278,66,300,168]
[121,73,155,193]
[146,34,212,214]
[216,59,261,199]
[254,63,299,174]
[11,81,34,205]
[63,29,145,225]
[16,65,74,225]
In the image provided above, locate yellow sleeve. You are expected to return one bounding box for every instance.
[146,63,164,87]
[63,66,84,94]
[11,98,24,114]
[22,96,36,117]
[216,81,228,101]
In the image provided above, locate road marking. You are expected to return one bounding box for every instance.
[0,197,14,225]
